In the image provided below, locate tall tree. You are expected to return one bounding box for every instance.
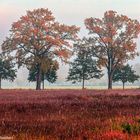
[28,59,58,89]
[0,58,16,89]
[2,8,79,90]
[85,10,140,89]
[113,64,139,89]
[67,42,103,89]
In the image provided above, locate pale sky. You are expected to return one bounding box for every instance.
[0,0,140,88]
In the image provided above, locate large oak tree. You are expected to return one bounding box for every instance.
[2,8,79,90]
[85,10,140,89]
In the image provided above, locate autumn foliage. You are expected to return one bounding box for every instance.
[2,8,79,90]
[1,9,140,90]
[85,10,140,89]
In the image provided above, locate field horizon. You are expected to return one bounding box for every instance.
[0,85,139,90]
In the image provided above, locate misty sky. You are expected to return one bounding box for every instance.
[0,0,140,88]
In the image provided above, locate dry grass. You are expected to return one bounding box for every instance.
[0,89,140,139]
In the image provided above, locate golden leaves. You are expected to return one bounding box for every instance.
[97,58,107,68]
[39,57,59,73]
[40,58,51,73]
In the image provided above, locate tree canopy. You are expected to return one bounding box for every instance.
[0,58,16,89]
[1,9,140,90]
[28,59,58,89]
[2,8,79,90]
[85,10,140,89]
[67,39,103,89]
[113,64,139,89]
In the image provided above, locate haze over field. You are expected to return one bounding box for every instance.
[1,0,140,88]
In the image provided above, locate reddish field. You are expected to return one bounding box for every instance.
[0,89,140,139]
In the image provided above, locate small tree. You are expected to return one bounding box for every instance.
[67,45,103,89]
[28,59,58,89]
[0,58,16,89]
[113,64,139,89]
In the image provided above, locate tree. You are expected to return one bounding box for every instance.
[113,64,139,89]
[2,8,79,90]
[85,10,140,89]
[0,58,16,89]
[28,59,58,89]
[67,42,103,89]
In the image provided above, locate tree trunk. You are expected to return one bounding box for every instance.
[0,76,1,89]
[107,53,115,90]
[82,78,85,90]
[108,72,113,89]
[82,71,85,89]
[123,82,125,90]
[36,65,42,90]
[42,74,45,90]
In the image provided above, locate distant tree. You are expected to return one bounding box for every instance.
[0,58,16,89]
[28,59,58,89]
[2,8,79,90]
[67,43,103,89]
[85,10,140,89]
[113,64,139,89]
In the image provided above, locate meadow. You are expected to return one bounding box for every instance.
[0,89,140,139]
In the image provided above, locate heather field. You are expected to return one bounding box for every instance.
[0,89,140,140]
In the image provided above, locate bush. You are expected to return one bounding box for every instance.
[121,123,131,134]
[121,121,140,135]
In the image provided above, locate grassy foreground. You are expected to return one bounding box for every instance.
[0,89,140,139]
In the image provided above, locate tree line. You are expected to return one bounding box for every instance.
[0,8,140,90]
